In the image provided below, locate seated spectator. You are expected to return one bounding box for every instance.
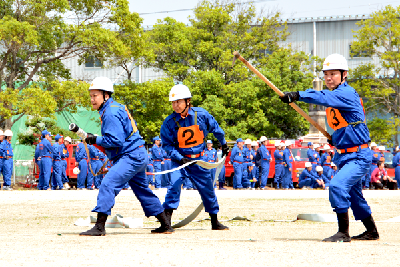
[313,166,327,189]
[371,161,397,190]
[298,162,315,189]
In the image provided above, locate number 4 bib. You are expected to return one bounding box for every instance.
[174,111,205,148]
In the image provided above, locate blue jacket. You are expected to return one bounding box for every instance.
[148,152,153,165]
[204,147,217,163]
[35,144,40,162]
[393,152,400,168]
[320,152,330,166]
[307,148,319,163]
[39,138,53,158]
[231,146,245,163]
[52,143,62,160]
[0,140,6,157]
[152,144,164,161]
[327,168,339,179]
[75,142,88,162]
[4,141,13,158]
[160,107,226,161]
[283,148,293,169]
[299,169,318,182]
[274,149,284,164]
[61,144,69,159]
[95,98,145,161]
[259,145,271,165]
[250,149,257,164]
[299,82,370,148]
[313,171,329,184]
[243,147,252,164]
[88,144,99,159]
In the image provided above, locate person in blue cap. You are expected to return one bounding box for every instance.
[273,141,284,189]
[160,84,230,230]
[256,136,271,190]
[151,136,164,189]
[38,130,53,190]
[204,140,218,186]
[280,53,379,241]
[51,134,64,190]
[230,138,245,189]
[80,77,171,236]
[307,142,319,170]
[2,130,14,190]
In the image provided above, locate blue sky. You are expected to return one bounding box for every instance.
[128,0,400,26]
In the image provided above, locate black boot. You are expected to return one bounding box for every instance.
[151,211,175,234]
[219,182,227,190]
[79,212,108,236]
[322,212,351,242]
[210,214,229,230]
[164,209,174,226]
[351,215,379,241]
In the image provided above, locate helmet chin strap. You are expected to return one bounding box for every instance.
[98,91,110,111]
[333,70,346,90]
[179,99,190,117]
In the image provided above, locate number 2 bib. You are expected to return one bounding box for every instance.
[174,111,205,149]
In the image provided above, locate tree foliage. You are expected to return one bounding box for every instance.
[0,0,143,128]
[351,5,400,145]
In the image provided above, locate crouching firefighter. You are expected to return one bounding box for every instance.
[80,77,173,236]
[160,84,230,230]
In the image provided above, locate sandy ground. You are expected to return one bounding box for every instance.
[1,189,400,267]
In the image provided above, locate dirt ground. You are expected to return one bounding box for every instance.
[1,189,400,267]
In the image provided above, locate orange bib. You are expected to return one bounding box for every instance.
[177,125,204,148]
[326,108,348,130]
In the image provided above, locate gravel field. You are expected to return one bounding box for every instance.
[1,189,400,267]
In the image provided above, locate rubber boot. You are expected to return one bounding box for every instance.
[210,213,229,230]
[351,215,379,241]
[219,182,227,190]
[164,209,174,226]
[322,212,351,242]
[151,211,175,234]
[79,212,108,236]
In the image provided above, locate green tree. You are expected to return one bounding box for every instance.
[0,0,143,128]
[351,5,400,145]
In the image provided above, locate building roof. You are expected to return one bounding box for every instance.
[280,14,371,24]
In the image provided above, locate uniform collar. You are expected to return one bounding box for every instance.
[99,97,113,115]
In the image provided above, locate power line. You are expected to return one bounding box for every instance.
[138,0,276,15]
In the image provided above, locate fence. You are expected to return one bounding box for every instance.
[13,160,36,186]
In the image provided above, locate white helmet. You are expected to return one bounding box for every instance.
[322,54,349,71]
[251,141,258,147]
[65,136,72,143]
[305,162,312,168]
[244,139,252,145]
[370,142,377,147]
[379,146,385,151]
[169,84,192,101]
[285,140,292,146]
[274,140,281,147]
[4,130,13,137]
[314,144,320,149]
[322,144,330,150]
[316,166,323,172]
[259,136,268,143]
[331,162,336,167]
[73,167,80,175]
[89,77,114,93]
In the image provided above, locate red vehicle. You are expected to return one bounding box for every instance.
[33,144,78,184]
[224,140,307,187]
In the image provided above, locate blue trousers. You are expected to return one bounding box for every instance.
[39,157,52,190]
[51,160,63,189]
[153,161,162,188]
[163,160,219,214]
[218,165,226,183]
[161,160,172,188]
[87,160,101,189]
[3,158,13,187]
[274,163,284,188]
[61,160,69,184]
[329,148,371,220]
[298,178,313,188]
[242,164,251,188]
[182,177,194,189]
[77,159,88,189]
[232,162,243,189]
[260,162,270,188]
[93,147,163,216]
[365,165,377,188]
[282,167,293,189]
[250,165,258,188]
[395,166,400,189]
[94,160,104,188]
[147,165,154,186]
[323,166,331,179]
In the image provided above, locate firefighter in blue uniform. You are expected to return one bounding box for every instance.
[392,146,400,188]
[282,140,294,189]
[257,136,271,189]
[161,143,172,188]
[61,136,71,189]
[249,141,258,189]
[95,149,107,189]
[230,138,245,189]
[151,136,163,189]
[2,130,14,190]
[313,166,327,189]
[80,77,171,236]
[204,140,218,187]
[273,141,284,189]
[160,84,230,230]
[307,142,319,170]
[328,162,339,181]
[38,130,53,190]
[217,144,227,190]
[87,144,101,190]
[242,139,253,189]
[51,134,64,190]
[280,53,379,242]
[320,144,332,178]
[0,130,4,185]
[75,141,88,189]
[298,162,317,189]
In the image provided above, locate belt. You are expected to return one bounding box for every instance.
[233,161,243,164]
[184,151,204,159]
[91,158,98,160]
[337,144,368,154]
[276,162,284,165]
[311,162,317,164]
[0,157,3,158]
[154,160,162,162]
[54,159,60,161]
[42,156,52,158]
[148,164,153,166]
[164,159,171,161]
[323,164,331,166]
[263,159,269,160]
[372,163,377,165]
